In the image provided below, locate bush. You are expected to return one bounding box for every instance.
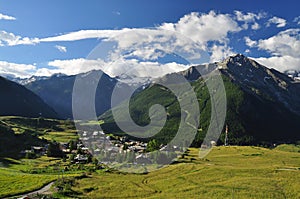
[25,151,36,159]
[47,141,65,158]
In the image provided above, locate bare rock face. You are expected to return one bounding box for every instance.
[218,54,300,116]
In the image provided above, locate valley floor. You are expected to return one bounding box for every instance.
[2,145,299,198]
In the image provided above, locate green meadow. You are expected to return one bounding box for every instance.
[0,145,299,198]
[0,116,299,198]
[64,146,300,198]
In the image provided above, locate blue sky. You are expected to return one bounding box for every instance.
[0,0,300,78]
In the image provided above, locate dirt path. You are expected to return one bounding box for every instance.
[6,181,55,199]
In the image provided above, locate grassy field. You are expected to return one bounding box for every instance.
[0,154,92,198]
[0,116,299,198]
[68,146,300,199]
[0,116,82,197]
[0,167,57,198]
[39,130,78,143]
[0,145,299,198]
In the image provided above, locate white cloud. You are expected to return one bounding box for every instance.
[44,57,188,79]
[234,10,265,22]
[39,11,240,56]
[112,11,121,16]
[257,29,300,57]
[0,30,38,46]
[293,16,300,25]
[267,16,287,28]
[160,11,241,46]
[244,36,257,48]
[0,13,16,20]
[0,11,241,63]
[251,22,260,30]
[38,12,242,77]
[254,56,300,72]
[47,58,105,75]
[4,11,277,78]
[0,61,36,78]
[247,29,300,72]
[40,29,124,42]
[234,10,265,30]
[55,45,67,53]
[40,11,241,48]
[209,44,235,62]
[245,49,251,54]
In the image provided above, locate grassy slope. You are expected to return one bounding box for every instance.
[0,116,78,158]
[100,75,300,146]
[71,146,300,199]
[0,116,80,197]
[0,167,57,198]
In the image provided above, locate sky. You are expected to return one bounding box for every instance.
[1,0,300,78]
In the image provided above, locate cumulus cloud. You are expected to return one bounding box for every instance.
[47,58,105,75]
[235,10,265,22]
[267,16,287,28]
[234,10,265,30]
[247,29,300,72]
[0,11,242,63]
[209,44,234,62]
[160,11,241,45]
[0,61,36,78]
[251,22,260,30]
[44,57,188,79]
[244,36,257,47]
[0,13,16,20]
[38,11,240,62]
[40,11,240,48]
[1,11,244,78]
[257,29,300,57]
[0,31,38,46]
[55,45,67,53]
[254,56,300,72]
[36,11,242,77]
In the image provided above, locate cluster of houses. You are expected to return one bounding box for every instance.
[21,129,187,165]
[20,146,47,157]
[20,140,92,164]
[79,130,150,163]
[78,130,188,165]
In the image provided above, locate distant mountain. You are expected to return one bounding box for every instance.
[25,70,134,119]
[6,75,50,85]
[100,54,300,146]
[0,76,58,118]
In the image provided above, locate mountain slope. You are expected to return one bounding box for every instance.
[100,54,300,146]
[0,76,58,118]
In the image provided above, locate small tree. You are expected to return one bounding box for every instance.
[47,141,65,158]
[69,140,78,151]
[25,151,36,159]
[147,139,160,152]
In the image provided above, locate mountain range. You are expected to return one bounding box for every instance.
[2,54,300,146]
[23,71,134,119]
[100,54,300,146]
